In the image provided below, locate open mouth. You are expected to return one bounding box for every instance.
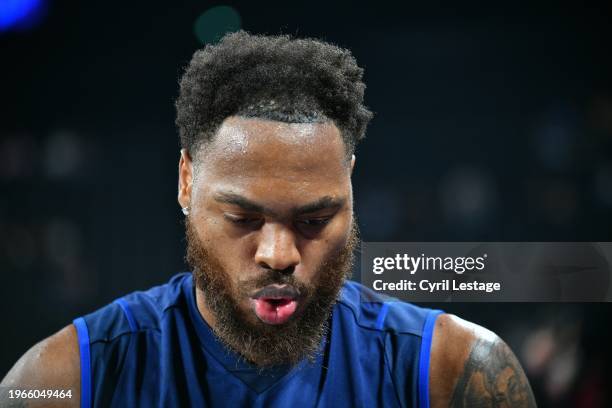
[250,285,300,325]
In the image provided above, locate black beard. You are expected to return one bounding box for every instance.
[185,219,358,368]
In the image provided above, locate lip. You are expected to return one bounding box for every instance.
[250,284,301,325]
[251,284,299,300]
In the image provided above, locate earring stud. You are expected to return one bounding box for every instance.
[181,206,190,216]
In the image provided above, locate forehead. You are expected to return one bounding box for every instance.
[191,116,351,209]
[196,116,349,184]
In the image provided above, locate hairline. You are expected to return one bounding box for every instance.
[189,114,355,167]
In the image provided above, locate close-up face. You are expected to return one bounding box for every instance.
[178,116,357,365]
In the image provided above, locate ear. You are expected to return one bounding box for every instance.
[350,154,356,175]
[178,149,193,209]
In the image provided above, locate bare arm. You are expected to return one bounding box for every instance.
[0,325,80,408]
[430,314,537,407]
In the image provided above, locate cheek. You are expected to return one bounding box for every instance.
[326,208,354,248]
[192,215,254,279]
[299,213,353,277]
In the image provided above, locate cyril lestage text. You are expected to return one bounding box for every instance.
[372,279,501,293]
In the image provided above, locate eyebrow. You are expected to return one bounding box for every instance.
[213,192,346,217]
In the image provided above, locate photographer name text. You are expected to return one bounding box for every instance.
[372,279,501,293]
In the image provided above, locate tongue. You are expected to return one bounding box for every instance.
[254,298,297,325]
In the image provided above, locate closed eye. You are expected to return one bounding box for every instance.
[297,218,331,227]
[294,217,332,238]
[223,214,262,226]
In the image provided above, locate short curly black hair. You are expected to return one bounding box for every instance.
[175,31,373,157]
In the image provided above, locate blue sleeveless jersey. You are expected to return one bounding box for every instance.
[73,273,442,408]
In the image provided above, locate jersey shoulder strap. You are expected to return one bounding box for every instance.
[338,280,444,408]
[72,272,191,408]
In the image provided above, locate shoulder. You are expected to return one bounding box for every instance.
[0,274,190,407]
[1,325,80,407]
[429,314,537,407]
[85,272,190,343]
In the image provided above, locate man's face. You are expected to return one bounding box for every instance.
[178,116,357,367]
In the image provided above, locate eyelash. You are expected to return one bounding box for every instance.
[224,215,260,225]
[298,218,331,227]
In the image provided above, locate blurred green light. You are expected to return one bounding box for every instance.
[193,6,241,45]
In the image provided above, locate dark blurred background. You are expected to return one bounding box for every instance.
[1,1,611,406]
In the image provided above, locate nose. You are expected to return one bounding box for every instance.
[254,222,301,272]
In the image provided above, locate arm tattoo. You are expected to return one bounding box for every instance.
[450,338,537,407]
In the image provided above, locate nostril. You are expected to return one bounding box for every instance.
[257,263,296,275]
[278,266,295,275]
